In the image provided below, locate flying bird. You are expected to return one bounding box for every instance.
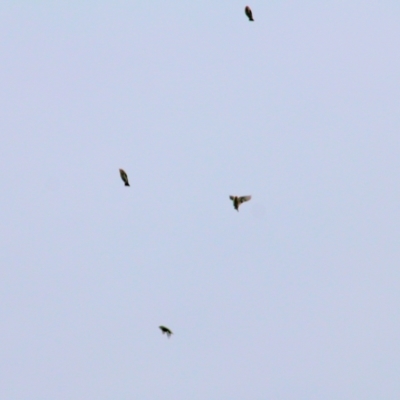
[119,169,130,186]
[159,326,173,338]
[245,6,254,21]
[230,195,252,211]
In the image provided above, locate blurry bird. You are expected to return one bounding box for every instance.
[159,326,173,338]
[119,169,130,186]
[245,6,254,21]
[230,195,252,211]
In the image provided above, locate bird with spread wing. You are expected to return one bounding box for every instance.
[230,195,252,211]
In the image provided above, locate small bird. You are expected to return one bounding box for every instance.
[245,6,254,21]
[159,326,173,338]
[119,169,130,186]
[230,195,252,211]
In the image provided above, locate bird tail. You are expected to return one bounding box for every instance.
[125,182,130,186]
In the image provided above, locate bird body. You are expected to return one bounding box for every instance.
[230,195,252,211]
[159,325,173,337]
[245,6,254,21]
[119,169,130,186]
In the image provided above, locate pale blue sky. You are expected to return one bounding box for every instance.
[1,2,400,399]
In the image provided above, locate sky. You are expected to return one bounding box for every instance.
[0,1,400,399]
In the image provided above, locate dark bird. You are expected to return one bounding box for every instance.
[119,169,130,186]
[159,325,173,338]
[245,6,254,21]
[230,195,252,211]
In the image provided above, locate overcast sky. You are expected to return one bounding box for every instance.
[1,2,400,399]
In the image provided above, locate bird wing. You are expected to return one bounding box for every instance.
[239,195,251,204]
[229,195,235,201]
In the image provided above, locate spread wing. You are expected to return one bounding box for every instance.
[239,195,251,204]
[229,196,235,201]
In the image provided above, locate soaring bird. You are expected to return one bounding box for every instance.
[159,326,173,338]
[245,6,254,21]
[230,195,252,211]
[119,169,130,186]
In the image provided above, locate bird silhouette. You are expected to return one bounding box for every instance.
[119,169,130,186]
[245,6,254,21]
[159,326,173,338]
[230,195,252,211]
